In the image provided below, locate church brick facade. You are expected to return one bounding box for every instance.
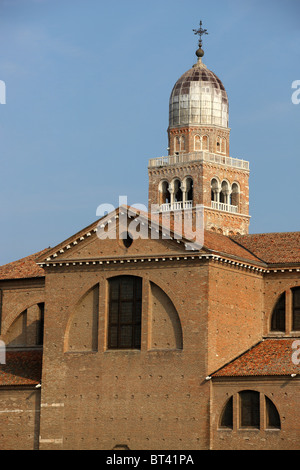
[0,30,299,450]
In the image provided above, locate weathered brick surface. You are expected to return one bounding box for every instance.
[38,258,210,450]
[207,263,264,374]
[0,388,41,450]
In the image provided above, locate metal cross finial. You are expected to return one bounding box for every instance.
[193,20,208,47]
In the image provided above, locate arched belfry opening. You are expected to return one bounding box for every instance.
[185,177,193,203]
[173,179,183,203]
[220,180,230,205]
[211,178,220,203]
[159,180,171,205]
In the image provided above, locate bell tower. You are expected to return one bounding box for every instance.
[148,22,250,236]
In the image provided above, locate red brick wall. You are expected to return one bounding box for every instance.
[207,264,263,374]
[39,260,211,450]
[168,126,231,156]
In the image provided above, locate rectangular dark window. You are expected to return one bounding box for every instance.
[36,303,44,346]
[240,391,260,428]
[292,288,300,331]
[108,276,142,349]
[271,293,286,332]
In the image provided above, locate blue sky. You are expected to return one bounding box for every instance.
[0,0,299,265]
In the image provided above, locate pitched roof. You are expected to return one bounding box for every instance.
[0,349,42,386]
[0,249,48,281]
[212,338,300,377]
[5,212,299,278]
[231,232,300,265]
[35,206,264,266]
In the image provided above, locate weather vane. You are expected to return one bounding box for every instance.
[193,20,208,48]
[193,20,208,58]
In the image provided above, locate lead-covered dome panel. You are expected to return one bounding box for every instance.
[169,60,229,128]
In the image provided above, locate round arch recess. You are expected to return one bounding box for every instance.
[64,274,184,353]
[65,283,99,353]
[149,281,183,350]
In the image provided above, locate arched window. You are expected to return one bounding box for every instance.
[220,180,230,205]
[194,134,209,151]
[221,138,226,154]
[173,179,182,202]
[202,135,209,151]
[270,288,300,334]
[108,276,142,349]
[194,135,201,151]
[211,178,220,202]
[270,293,286,332]
[175,135,185,152]
[231,182,240,208]
[181,136,185,151]
[159,180,170,205]
[216,136,226,154]
[219,392,281,431]
[184,177,193,203]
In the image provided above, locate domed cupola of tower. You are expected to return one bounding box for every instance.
[169,59,229,129]
[167,21,230,156]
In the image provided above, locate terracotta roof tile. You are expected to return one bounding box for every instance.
[0,249,48,281]
[0,349,42,386]
[231,232,300,265]
[212,338,300,377]
[202,230,263,263]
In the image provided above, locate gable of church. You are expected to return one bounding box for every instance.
[36,206,203,265]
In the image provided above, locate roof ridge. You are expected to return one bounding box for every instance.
[228,236,267,264]
[232,231,300,238]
